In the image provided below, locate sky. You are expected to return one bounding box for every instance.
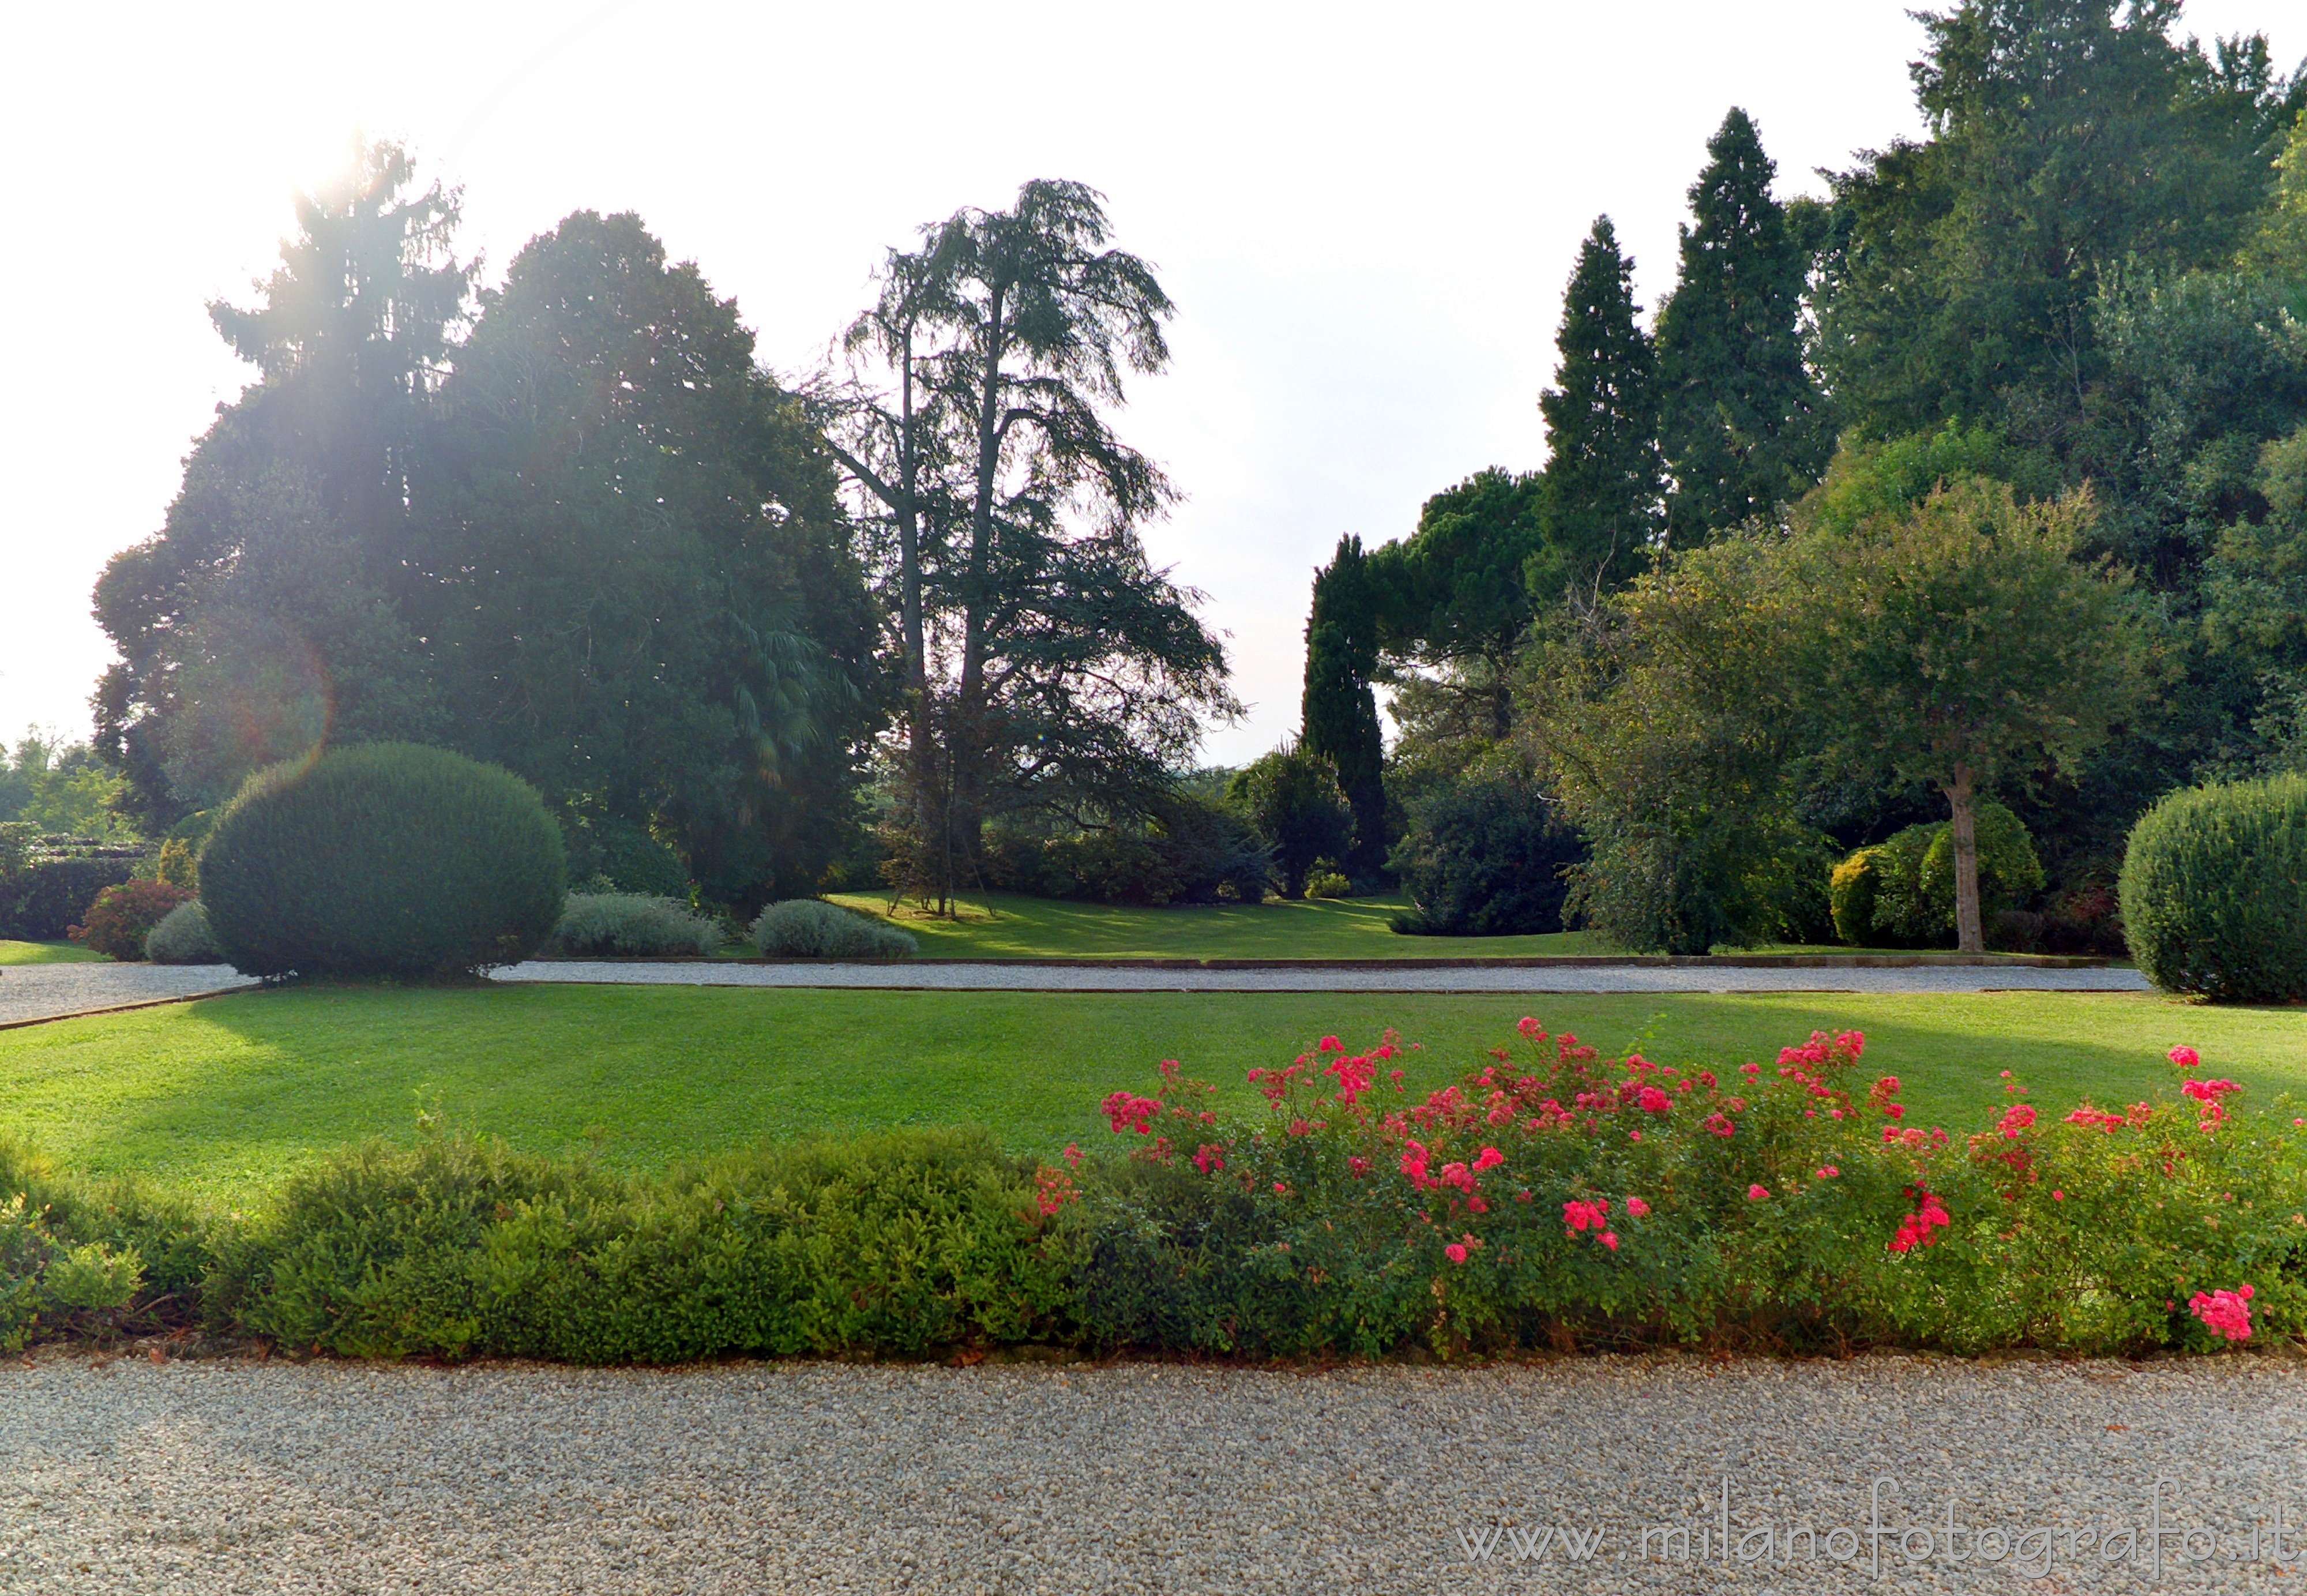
[2,0,2298,768]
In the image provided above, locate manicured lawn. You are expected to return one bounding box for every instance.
[0,940,106,966]
[1,983,2299,1206]
[822,889,1600,959]
[812,892,2077,962]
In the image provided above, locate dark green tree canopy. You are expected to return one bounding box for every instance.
[1300,534,1387,873]
[418,210,883,907]
[94,147,882,908]
[1379,469,1549,670]
[1655,108,1831,543]
[1537,216,1666,600]
[1814,0,2301,443]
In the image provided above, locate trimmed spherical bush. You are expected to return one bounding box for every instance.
[145,900,223,964]
[2120,774,2307,1003]
[751,899,917,959]
[201,743,566,978]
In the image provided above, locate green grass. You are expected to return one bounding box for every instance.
[0,940,105,966]
[1,983,2300,1206]
[822,890,1599,959]
[1734,942,2109,960]
[810,893,2084,962]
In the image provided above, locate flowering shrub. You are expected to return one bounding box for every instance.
[8,1029,2305,1364]
[2190,1283,2255,1342]
[1063,1023,2307,1357]
[67,880,196,961]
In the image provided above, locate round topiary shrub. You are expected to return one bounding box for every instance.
[201,743,566,978]
[751,899,918,959]
[2120,774,2307,1002]
[145,900,223,964]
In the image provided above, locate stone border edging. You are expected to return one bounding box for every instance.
[0,988,250,1033]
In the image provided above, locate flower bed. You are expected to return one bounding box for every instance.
[1,1024,2299,1361]
[1065,1025,2305,1358]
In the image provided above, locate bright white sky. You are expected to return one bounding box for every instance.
[2,1,2295,768]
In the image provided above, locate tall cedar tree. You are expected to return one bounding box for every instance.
[1655,109,1830,544]
[1539,218,1666,602]
[1300,535,1387,874]
[818,181,1235,911]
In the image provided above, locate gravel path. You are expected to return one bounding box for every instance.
[0,963,255,1027]
[494,959,2152,996]
[0,957,2148,1030]
[1,1353,2300,1593]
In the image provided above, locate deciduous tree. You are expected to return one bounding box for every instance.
[1795,478,2151,951]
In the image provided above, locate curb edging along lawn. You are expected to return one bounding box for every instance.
[0,987,253,1033]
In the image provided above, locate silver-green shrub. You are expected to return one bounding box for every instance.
[144,900,223,964]
[750,899,918,959]
[549,893,724,957]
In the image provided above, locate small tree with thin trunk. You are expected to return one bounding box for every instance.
[1798,478,2148,952]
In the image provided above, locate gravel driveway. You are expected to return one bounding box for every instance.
[3,958,2147,1030]
[0,963,255,1028]
[494,958,2151,996]
[1,1353,2298,1594]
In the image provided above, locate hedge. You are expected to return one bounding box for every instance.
[0,836,142,942]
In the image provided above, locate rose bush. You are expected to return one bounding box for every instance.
[1064,1024,2307,1357]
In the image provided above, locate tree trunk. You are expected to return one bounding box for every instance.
[1943,763,1983,955]
[944,281,1009,908]
[893,327,944,913]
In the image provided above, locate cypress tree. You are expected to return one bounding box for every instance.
[1301,534,1388,876]
[1655,108,1830,544]
[1537,217,1665,599]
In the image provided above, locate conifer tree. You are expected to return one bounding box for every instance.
[1301,534,1387,874]
[1537,217,1665,601]
[1655,108,1830,544]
